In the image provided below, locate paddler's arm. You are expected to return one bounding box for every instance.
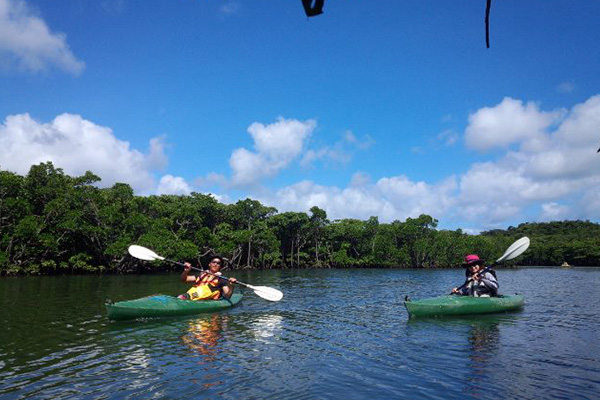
[181,262,197,283]
[477,272,498,291]
[452,275,472,295]
[221,277,237,299]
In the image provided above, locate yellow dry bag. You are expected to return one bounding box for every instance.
[186,284,220,300]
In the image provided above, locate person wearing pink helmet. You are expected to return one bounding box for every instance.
[451,254,499,297]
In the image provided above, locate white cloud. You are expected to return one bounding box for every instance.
[525,148,599,180]
[194,172,227,188]
[229,148,266,186]
[454,94,600,226]
[540,202,570,221]
[299,148,324,167]
[441,114,453,123]
[350,172,370,187]
[344,130,374,150]
[300,145,351,167]
[437,129,458,146]
[376,175,457,220]
[146,136,168,170]
[220,2,240,15]
[0,0,84,74]
[7,94,595,233]
[258,174,457,224]
[157,175,191,195]
[498,96,600,182]
[454,158,584,225]
[267,181,382,221]
[580,189,600,218]
[554,95,600,147]
[248,117,315,161]
[230,117,316,187]
[225,119,374,188]
[557,81,575,94]
[252,95,600,230]
[209,192,231,204]
[300,130,374,168]
[464,97,563,152]
[0,113,165,192]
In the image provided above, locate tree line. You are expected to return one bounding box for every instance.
[1,162,599,275]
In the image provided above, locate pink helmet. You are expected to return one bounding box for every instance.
[463,254,483,266]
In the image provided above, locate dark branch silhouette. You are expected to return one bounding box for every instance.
[485,0,492,48]
[302,0,324,17]
[300,0,494,49]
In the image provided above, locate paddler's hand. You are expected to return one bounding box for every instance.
[183,262,192,273]
[451,287,459,294]
[228,277,237,285]
[180,262,193,283]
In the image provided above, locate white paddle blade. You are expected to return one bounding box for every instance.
[247,285,284,302]
[128,245,165,261]
[496,237,530,263]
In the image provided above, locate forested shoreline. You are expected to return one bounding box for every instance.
[1,162,599,275]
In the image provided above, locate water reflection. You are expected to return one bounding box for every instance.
[2,269,599,400]
[466,318,501,370]
[406,314,519,398]
[249,314,284,343]
[184,314,239,394]
[182,314,228,363]
[463,317,502,399]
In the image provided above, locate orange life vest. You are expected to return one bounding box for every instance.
[186,273,222,300]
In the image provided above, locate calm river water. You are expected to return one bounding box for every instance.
[1,267,599,399]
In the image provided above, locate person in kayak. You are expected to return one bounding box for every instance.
[451,254,499,297]
[177,256,237,300]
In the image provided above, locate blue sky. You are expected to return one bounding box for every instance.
[1,0,600,233]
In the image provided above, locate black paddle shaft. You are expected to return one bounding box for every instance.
[161,258,233,282]
[169,259,256,290]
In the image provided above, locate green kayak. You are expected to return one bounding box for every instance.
[106,293,243,320]
[404,294,524,318]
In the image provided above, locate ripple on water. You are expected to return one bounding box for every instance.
[1,269,599,399]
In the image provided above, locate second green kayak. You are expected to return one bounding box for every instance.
[404,294,524,318]
[106,293,243,320]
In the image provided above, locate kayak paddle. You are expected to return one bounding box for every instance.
[128,245,284,302]
[453,236,530,294]
[494,236,530,264]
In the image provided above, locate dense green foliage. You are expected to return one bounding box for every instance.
[1,163,599,275]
